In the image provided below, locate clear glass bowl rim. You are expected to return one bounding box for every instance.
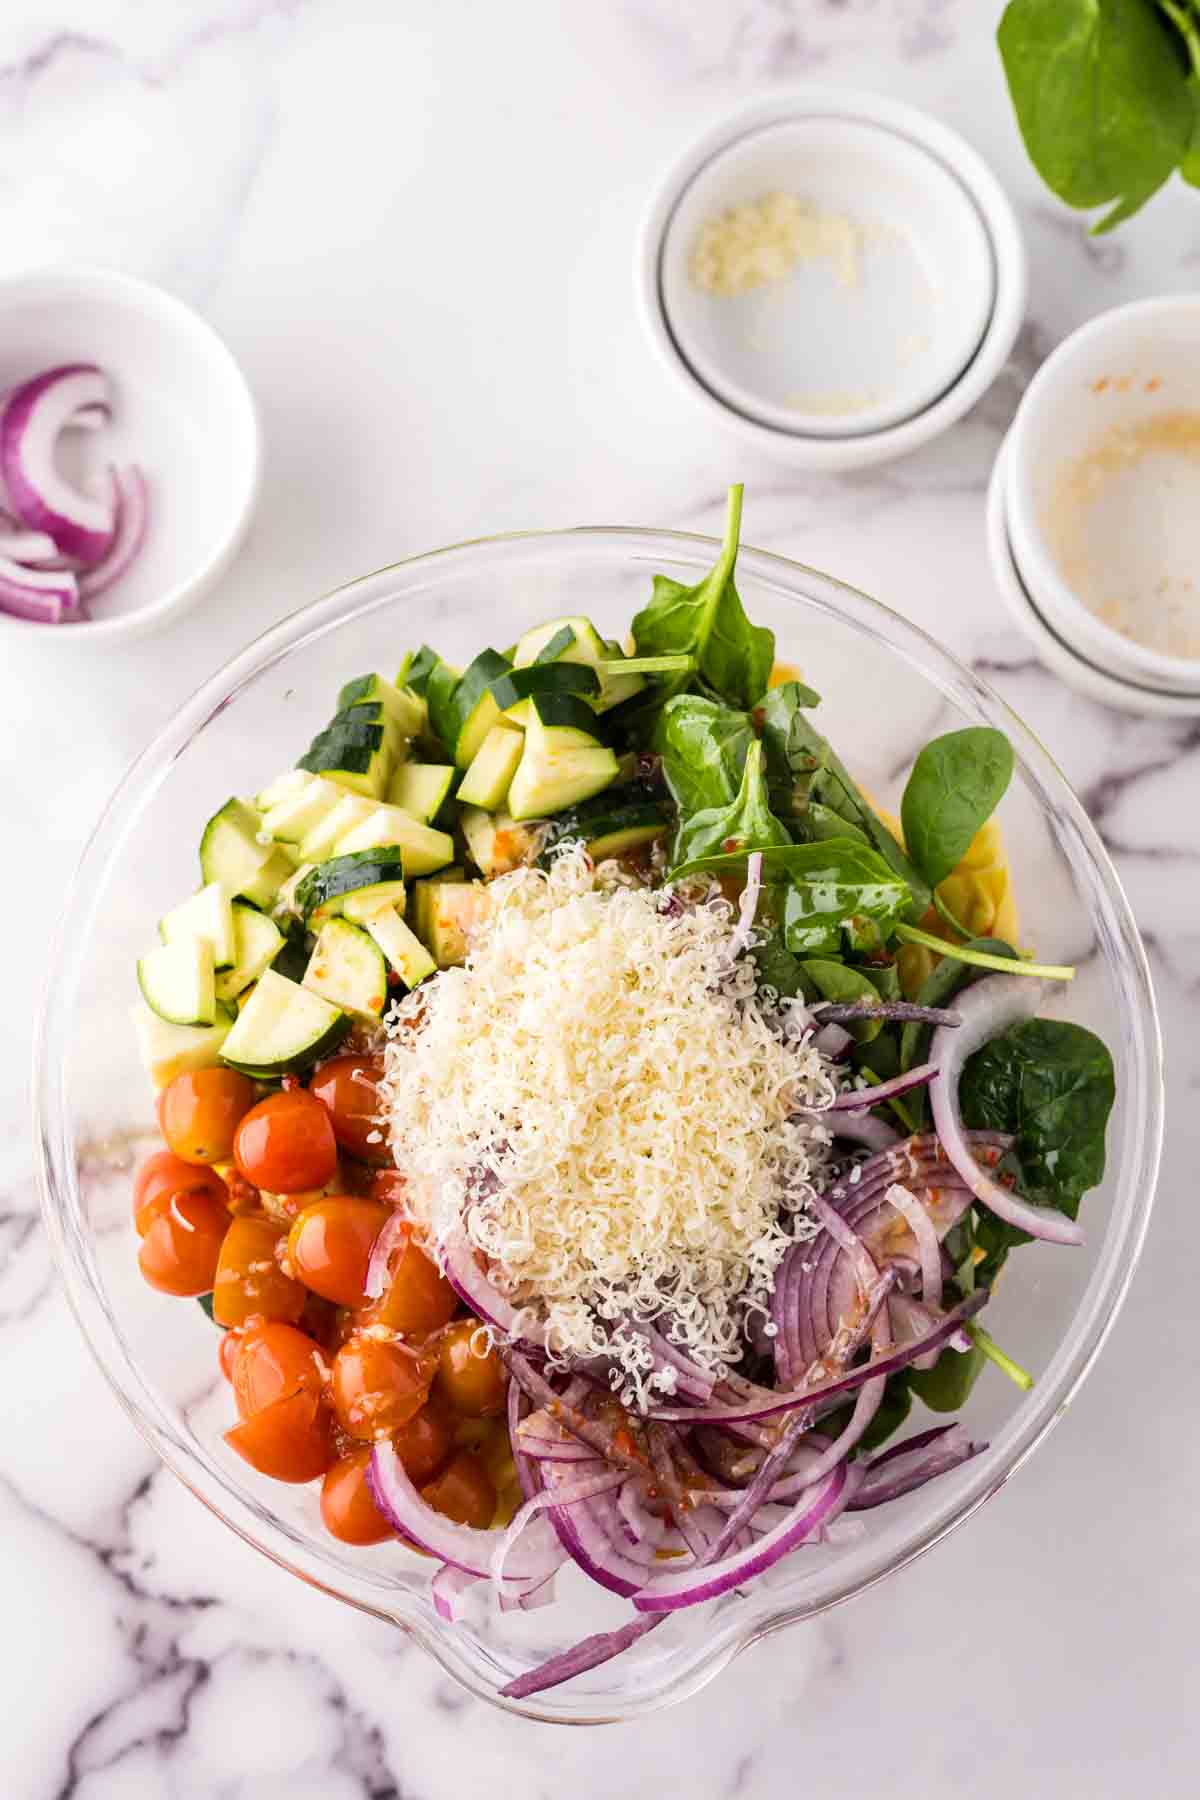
[34,524,1164,1723]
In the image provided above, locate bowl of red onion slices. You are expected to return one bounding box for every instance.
[0,264,259,640]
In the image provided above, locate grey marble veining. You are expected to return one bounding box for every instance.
[1,2,1196,1793]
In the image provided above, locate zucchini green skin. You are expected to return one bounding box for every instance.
[488,662,599,709]
[537,797,670,866]
[528,692,608,739]
[297,715,384,778]
[294,850,407,918]
[397,645,440,695]
[425,658,463,750]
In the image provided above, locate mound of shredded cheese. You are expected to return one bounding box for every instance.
[382,847,836,1408]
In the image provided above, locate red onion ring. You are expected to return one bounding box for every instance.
[431,1564,479,1621]
[0,555,79,624]
[884,1182,943,1305]
[0,364,114,563]
[728,849,763,958]
[929,975,1084,1246]
[363,1210,408,1301]
[828,1061,937,1111]
[78,465,148,601]
[368,1441,562,1585]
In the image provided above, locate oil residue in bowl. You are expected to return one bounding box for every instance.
[1044,409,1200,661]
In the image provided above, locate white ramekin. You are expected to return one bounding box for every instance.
[1004,296,1200,697]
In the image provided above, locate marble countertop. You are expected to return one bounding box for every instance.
[2,3,1196,1794]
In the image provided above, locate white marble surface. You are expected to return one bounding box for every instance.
[1,2,1196,1792]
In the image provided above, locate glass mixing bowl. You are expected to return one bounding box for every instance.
[35,529,1163,1722]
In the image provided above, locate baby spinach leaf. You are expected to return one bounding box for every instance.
[998,0,1195,232]
[670,837,913,959]
[632,485,774,709]
[669,740,790,872]
[651,695,753,817]
[758,682,930,917]
[751,914,818,1001]
[801,959,894,1042]
[900,728,1014,888]
[960,1017,1115,1211]
[907,1343,987,1412]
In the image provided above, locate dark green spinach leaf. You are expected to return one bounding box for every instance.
[907,1343,987,1412]
[900,728,1015,888]
[758,682,930,916]
[651,695,753,817]
[801,959,890,1043]
[669,838,913,956]
[669,740,790,872]
[632,485,774,709]
[998,0,1195,232]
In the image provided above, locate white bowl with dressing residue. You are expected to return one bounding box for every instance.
[1005,296,1200,697]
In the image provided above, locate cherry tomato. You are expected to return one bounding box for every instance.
[331,1334,436,1440]
[224,1387,334,1482]
[158,1069,258,1165]
[218,1328,242,1384]
[232,1320,325,1421]
[436,1320,507,1417]
[422,1449,496,1529]
[309,1056,387,1162]
[365,1222,458,1335]
[367,1169,407,1208]
[286,1198,390,1308]
[137,1189,229,1296]
[234,1090,338,1194]
[133,1151,226,1234]
[320,1447,396,1545]
[390,1396,455,1484]
[212,1215,306,1328]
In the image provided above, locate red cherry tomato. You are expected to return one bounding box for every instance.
[286,1198,391,1308]
[133,1151,226,1235]
[330,1334,436,1440]
[137,1189,229,1296]
[233,1090,338,1194]
[232,1320,325,1420]
[309,1056,387,1162]
[320,1447,396,1545]
[390,1397,455,1485]
[224,1388,334,1482]
[363,1221,458,1335]
[436,1319,508,1417]
[422,1450,496,1528]
[212,1215,307,1328]
[158,1069,258,1165]
[218,1328,242,1384]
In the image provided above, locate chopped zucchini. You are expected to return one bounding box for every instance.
[199,798,293,910]
[537,797,669,866]
[220,969,347,1075]
[303,918,388,1019]
[425,656,464,751]
[412,879,490,968]
[332,803,454,877]
[215,902,284,1003]
[138,937,216,1027]
[273,862,314,923]
[133,1000,234,1087]
[342,883,408,924]
[507,704,618,821]
[397,645,441,695]
[513,614,645,713]
[159,882,237,970]
[364,907,436,988]
[386,762,456,824]
[461,807,547,878]
[297,709,393,799]
[255,769,309,812]
[442,649,511,769]
[337,673,425,739]
[456,724,524,810]
[261,774,345,845]
[294,852,407,922]
[487,662,598,711]
[298,793,377,862]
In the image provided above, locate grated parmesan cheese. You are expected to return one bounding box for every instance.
[381,845,836,1408]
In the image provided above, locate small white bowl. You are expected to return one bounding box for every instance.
[638,89,1027,472]
[0,264,260,644]
[1005,295,1200,696]
[987,433,1200,719]
[660,115,994,438]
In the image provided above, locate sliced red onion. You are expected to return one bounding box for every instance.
[814,1000,962,1027]
[431,1564,480,1621]
[363,1210,408,1301]
[828,1062,937,1112]
[491,1466,625,1588]
[929,975,1083,1246]
[540,1461,649,1597]
[728,849,763,958]
[849,1422,985,1510]
[368,1441,562,1585]
[0,365,114,563]
[65,401,109,431]
[498,1574,557,1613]
[633,1461,857,1613]
[884,1183,943,1305]
[649,1289,987,1425]
[77,465,148,601]
[504,1351,677,1496]
[0,526,57,562]
[444,1233,546,1349]
[0,555,79,624]
[616,1478,669,1550]
[822,1111,901,1152]
[507,1376,539,1502]
[500,1617,664,1701]
[639,1323,715,1403]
